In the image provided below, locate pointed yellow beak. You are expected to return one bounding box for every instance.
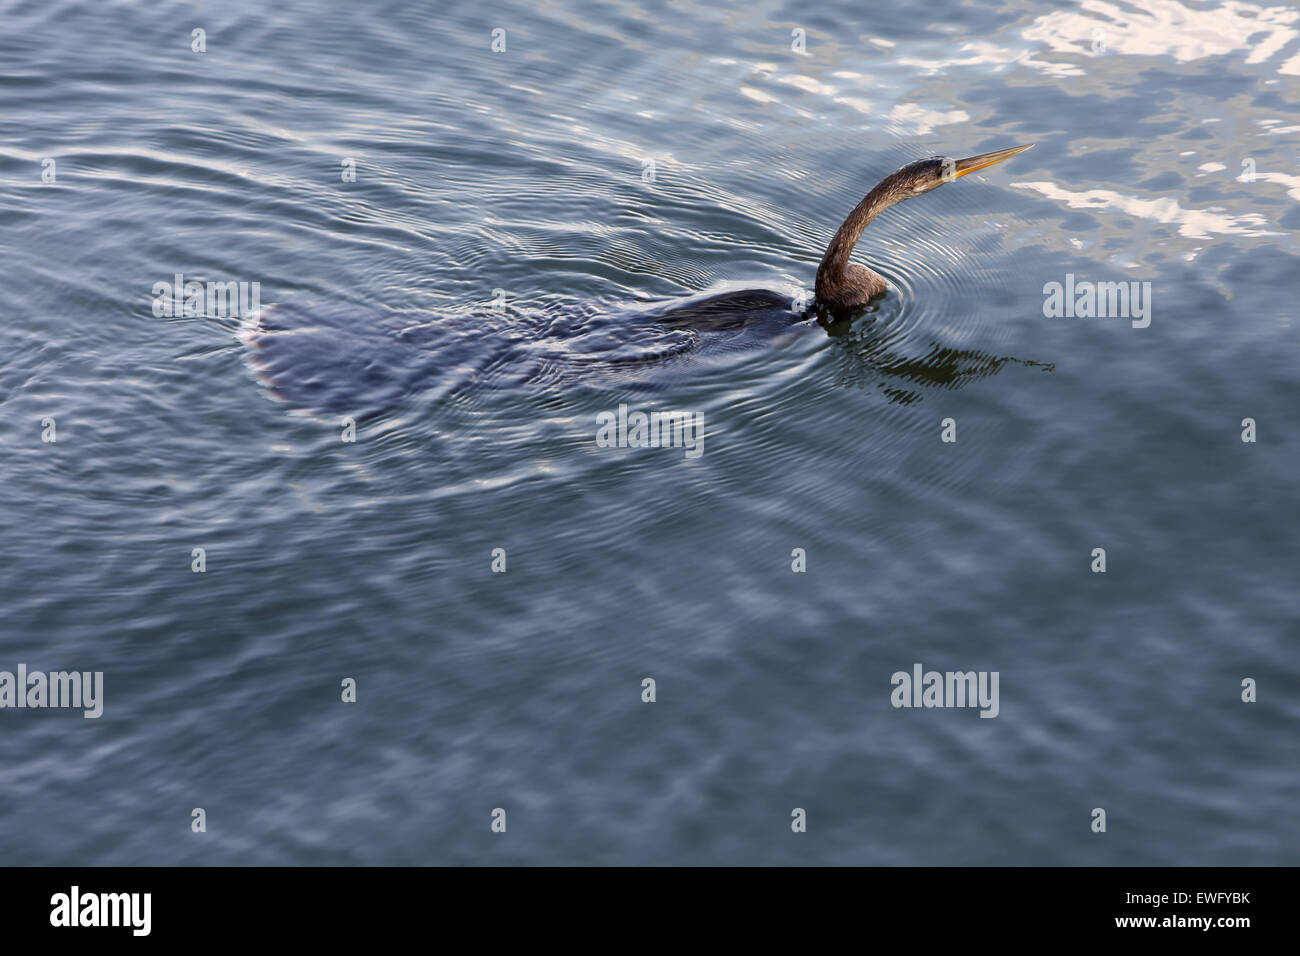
[953,143,1033,178]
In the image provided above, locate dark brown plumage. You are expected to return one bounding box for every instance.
[815,145,1033,314]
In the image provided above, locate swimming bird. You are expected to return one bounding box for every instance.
[241,144,1038,413]
[815,144,1033,313]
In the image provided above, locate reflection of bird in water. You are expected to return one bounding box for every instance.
[816,308,1054,406]
[241,145,1044,414]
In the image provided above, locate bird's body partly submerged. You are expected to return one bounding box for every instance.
[240,287,805,414]
[241,145,1034,413]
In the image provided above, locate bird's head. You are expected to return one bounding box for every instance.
[882,144,1034,201]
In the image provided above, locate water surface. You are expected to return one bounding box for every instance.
[1,0,1297,864]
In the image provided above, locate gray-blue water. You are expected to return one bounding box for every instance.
[1,0,1296,865]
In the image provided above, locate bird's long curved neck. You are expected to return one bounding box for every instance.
[816,181,895,292]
